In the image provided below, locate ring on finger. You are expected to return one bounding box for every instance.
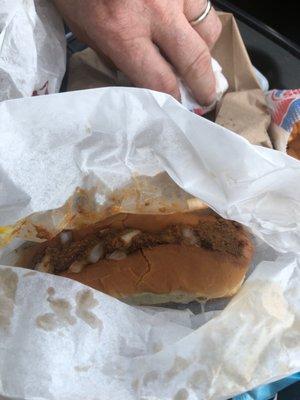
[189,0,212,26]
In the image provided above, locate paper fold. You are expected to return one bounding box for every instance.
[0,85,299,400]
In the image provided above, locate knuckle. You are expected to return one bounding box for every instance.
[148,1,178,28]
[184,47,211,78]
[154,71,178,96]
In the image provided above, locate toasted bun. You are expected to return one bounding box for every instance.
[59,212,253,304]
[287,121,300,160]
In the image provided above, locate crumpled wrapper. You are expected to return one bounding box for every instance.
[0,87,300,399]
[0,0,66,101]
[67,12,272,148]
[266,89,300,158]
[211,14,271,149]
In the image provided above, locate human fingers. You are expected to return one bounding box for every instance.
[103,36,181,100]
[184,0,222,49]
[154,14,216,105]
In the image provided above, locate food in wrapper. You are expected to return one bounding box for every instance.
[0,83,300,400]
[287,120,300,160]
[18,211,253,305]
[266,89,300,159]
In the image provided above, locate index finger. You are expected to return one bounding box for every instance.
[184,0,222,49]
[154,15,216,106]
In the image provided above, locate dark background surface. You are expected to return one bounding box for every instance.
[278,382,300,399]
[212,0,300,89]
[226,0,300,45]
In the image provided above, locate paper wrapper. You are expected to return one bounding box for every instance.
[67,13,272,148]
[0,0,66,101]
[266,89,300,158]
[0,87,300,399]
[210,13,271,148]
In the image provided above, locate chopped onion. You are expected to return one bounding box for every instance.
[182,227,198,245]
[107,250,127,261]
[36,254,53,273]
[60,231,72,245]
[87,243,104,263]
[69,260,86,273]
[121,230,141,245]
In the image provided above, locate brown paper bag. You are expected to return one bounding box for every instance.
[212,13,271,147]
[67,48,118,91]
[67,13,272,148]
[213,13,259,92]
[216,89,271,147]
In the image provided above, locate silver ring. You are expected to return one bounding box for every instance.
[190,0,212,26]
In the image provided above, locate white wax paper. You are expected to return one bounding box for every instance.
[0,87,300,399]
[0,0,66,101]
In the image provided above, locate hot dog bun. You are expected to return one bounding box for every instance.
[287,121,300,160]
[47,212,254,304]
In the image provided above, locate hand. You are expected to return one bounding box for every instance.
[54,0,222,105]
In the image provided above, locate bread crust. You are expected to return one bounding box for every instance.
[57,212,253,303]
[287,121,300,160]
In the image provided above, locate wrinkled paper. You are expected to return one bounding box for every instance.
[67,13,272,148]
[0,87,300,399]
[212,13,271,149]
[0,0,66,101]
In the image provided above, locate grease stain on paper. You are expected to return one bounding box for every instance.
[0,268,18,300]
[173,388,189,400]
[75,289,102,329]
[36,313,58,331]
[131,378,140,391]
[36,288,76,331]
[188,369,206,389]
[0,268,19,329]
[47,287,55,296]
[261,284,291,321]
[36,288,102,332]
[48,297,76,326]
[165,356,189,381]
[152,341,163,353]
[142,370,159,385]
